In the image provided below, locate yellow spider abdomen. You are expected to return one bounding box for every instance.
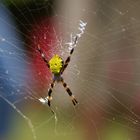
[49,54,63,74]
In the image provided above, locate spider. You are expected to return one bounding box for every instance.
[36,36,78,107]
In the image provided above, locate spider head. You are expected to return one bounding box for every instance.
[49,54,63,74]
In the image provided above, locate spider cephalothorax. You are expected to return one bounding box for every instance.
[37,36,78,107]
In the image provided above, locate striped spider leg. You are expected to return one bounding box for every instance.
[36,44,50,68]
[47,79,55,106]
[61,35,78,74]
[60,78,78,106]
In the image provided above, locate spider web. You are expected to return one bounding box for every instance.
[0,0,140,140]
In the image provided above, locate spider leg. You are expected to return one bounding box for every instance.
[47,80,55,106]
[61,78,78,106]
[61,36,78,74]
[36,44,50,68]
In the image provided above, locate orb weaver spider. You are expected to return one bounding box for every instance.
[37,36,78,107]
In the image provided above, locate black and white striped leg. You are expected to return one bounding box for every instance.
[61,36,78,74]
[61,47,75,74]
[47,80,55,106]
[61,79,78,106]
[36,44,50,68]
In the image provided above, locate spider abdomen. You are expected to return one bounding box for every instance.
[49,54,63,74]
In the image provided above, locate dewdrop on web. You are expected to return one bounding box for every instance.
[39,98,48,105]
